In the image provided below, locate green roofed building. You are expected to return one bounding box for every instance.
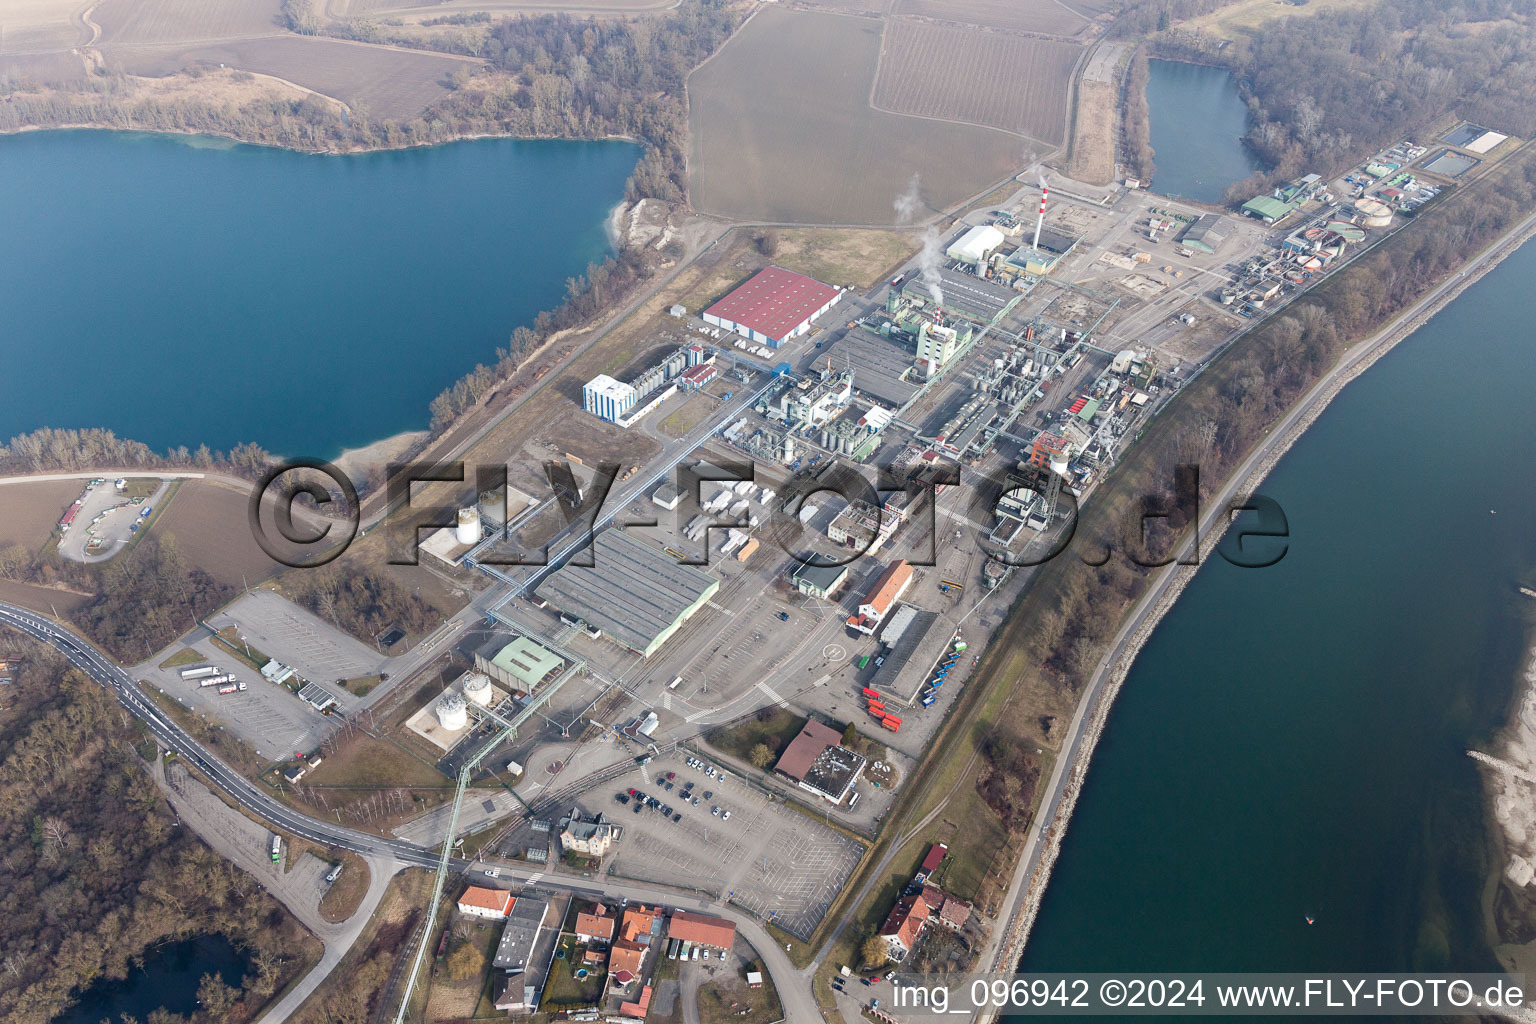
[1241,195,1298,225]
[477,635,564,692]
[535,529,720,657]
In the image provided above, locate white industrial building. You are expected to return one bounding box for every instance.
[945,224,1006,267]
[583,374,638,423]
[914,323,961,379]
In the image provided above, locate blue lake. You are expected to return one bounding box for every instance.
[1145,59,1267,203]
[0,130,638,458]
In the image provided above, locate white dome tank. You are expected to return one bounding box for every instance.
[461,672,493,707]
[455,508,480,546]
[436,691,468,731]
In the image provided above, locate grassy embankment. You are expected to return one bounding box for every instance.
[805,137,1536,1015]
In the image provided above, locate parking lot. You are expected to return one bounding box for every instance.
[140,640,338,756]
[598,751,863,940]
[210,589,386,685]
[56,478,170,563]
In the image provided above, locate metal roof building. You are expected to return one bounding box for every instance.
[820,327,922,410]
[899,269,1022,326]
[1179,213,1229,254]
[946,224,1006,266]
[1241,195,1299,225]
[702,266,842,348]
[476,635,564,692]
[535,529,719,657]
[868,606,948,705]
[493,896,550,973]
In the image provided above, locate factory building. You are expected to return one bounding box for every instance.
[702,266,842,348]
[764,366,854,428]
[583,374,637,423]
[819,326,924,411]
[1001,227,1081,278]
[790,561,849,600]
[895,269,1022,326]
[945,224,1007,268]
[535,529,719,657]
[476,635,565,693]
[915,322,962,379]
[1179,213,1229,254]
[827,497,903,553]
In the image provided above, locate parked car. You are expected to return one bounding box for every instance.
[712,806,721,816]
[616,793,630,804]
[721,810,731,821]
[672,812,682,822]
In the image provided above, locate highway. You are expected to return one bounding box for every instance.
[0,602,448,871]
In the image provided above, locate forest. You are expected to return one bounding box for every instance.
[284,562,439,643]
[0,428,272,480]
[1134,0,1536,200]
[0,647,318,1024]
[0,536,231,662]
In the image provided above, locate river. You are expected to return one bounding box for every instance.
[0,130,639,459]
[1018,174,1536,1013]
[1144,59,1267,204]
[54,933,249,1024]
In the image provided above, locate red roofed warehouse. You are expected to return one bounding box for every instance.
[668,911,736,950]
[703,266,842,348]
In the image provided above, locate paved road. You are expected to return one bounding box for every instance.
[0,602,454,870]
[980,202,1536,987]
[0,601,817,1022]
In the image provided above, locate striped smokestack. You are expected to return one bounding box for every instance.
[1033,186,1048,251]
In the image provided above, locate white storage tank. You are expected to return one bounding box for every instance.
[461,672,493,707]
[436,692,468,731]
[455,508,480,545]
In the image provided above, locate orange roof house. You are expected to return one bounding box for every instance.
[456,886,514,919]
[610,939,647,976]
[879,888,936,958]
[619,984,654,1018]
[667,911,736,949]
[576,907,616,943]
[621,905,658,944]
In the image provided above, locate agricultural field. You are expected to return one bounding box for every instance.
[105,34,470,119]
[149,478,289,589]
[92,0,285,47]
[0,0,90,55]
[688,7,1030,225]
[0,479,82,552]
[874,20,1081,142]
[332,0,677,17]
[892,0,1090,36]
